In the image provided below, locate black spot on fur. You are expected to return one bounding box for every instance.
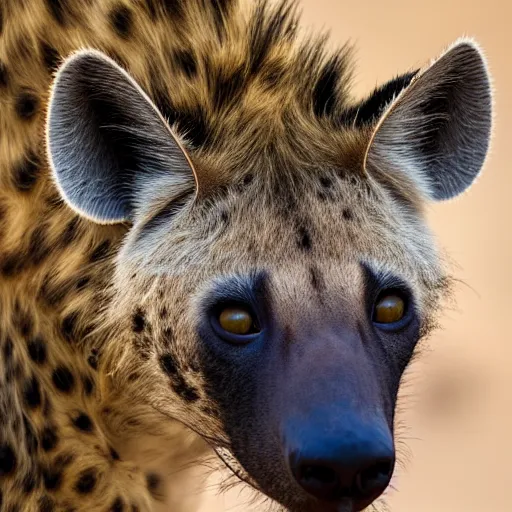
[342,208,353,221]
[297,226,312,251]
[342,71,419,127]
[38,495,55,512]
[45,0,73,26]
[28,337,47,364]
[74,468,97,494]
[146,472,160,491]
[174,49,197,78]
[14,302,33,338]
[13,151,41,192]
[81,376,94,396]
[23,376,42,409]
[159,353,178,377]
[208,0,233,39]
[29,225,51,266]
[89,240,111,262]
[43,466,63,491]
[175,106,211,148]
[146,472,163,500]
[39,276,75,308]
[3,336,13,361]
[41,42,60,72]
[0,253,26,277]
[159,354,200,403]
[60,217,79,247]
[144,0,158,19]
[110,497,125,512]
[132,310,146,333]
[72,413,93,433]
[45,191,64,209]
[0,443,16,476]
[309,266,325,293]
[52,366,75,393]
[15,89,40,120]
[0,61,8,88]
[87,354,98,370]
[161,0,185,18]
[210,64,246,111]
[320,176,333,188]
[249,1,297,75]
[110,447,120,461]
[313,57,339,117]
[22,471,39,493]
[131,506,139,512]
[110,4,133,39]
[61,312,78,343]
[76,276,90,290]
[41,427,58,452]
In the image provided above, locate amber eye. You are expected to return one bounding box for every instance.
[218,307,257,335]
[373,294,406,324]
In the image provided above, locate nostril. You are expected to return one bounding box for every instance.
[297,463,339,500]
[291,453,394,505]
[354,459,394,498]
[301,464,338,486]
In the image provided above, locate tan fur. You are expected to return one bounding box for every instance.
[0,1,457,511]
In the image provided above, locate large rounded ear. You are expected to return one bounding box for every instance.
[364,39,493,201]
[47,49,198,224]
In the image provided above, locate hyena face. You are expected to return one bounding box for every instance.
[47,34,492,512]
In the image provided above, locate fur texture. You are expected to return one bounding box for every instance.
[0,1,492,511]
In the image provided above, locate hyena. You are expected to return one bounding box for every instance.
[0,0,492,511]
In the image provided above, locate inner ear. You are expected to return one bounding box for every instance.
[47,49,197,224]
[364,40,493,201]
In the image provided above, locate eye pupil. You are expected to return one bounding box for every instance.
[373,294,405,324]
[219,307,255,335]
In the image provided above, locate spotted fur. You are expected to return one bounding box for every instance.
[0,0,492,511]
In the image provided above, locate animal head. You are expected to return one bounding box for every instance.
[45,5,492,510]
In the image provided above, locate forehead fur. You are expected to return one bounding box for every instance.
[142,0,373,182]
[120,169,445,320]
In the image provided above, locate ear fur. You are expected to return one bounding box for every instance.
[364,38,493,201]
[46,49,198,224]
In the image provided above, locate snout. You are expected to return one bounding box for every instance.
[285,411,395,511]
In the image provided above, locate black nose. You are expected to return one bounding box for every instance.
[288,420,395,510]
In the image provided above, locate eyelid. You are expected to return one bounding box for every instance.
[361,261,413,302]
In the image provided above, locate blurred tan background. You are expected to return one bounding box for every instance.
[200,0,512,510]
